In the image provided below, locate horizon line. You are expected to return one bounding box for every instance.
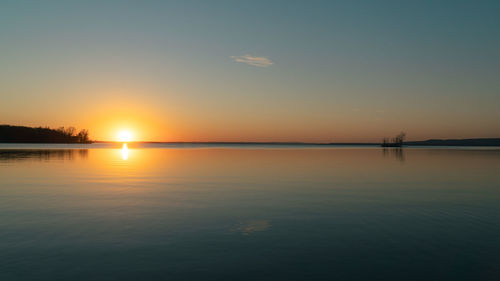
[93,137,500,145]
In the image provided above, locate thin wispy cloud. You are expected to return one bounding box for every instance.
[230,55,273,67]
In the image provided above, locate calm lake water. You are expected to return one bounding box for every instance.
[1,144,500,281]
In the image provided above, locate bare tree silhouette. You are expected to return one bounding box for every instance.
[382,132,406,147]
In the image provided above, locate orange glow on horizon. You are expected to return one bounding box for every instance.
[81,99,171,142]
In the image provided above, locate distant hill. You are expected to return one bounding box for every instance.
[0,125,91,143]
[405,138,500,146]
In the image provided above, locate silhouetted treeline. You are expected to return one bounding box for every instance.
[0,125,91,143]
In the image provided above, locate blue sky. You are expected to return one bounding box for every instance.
[1,0,499,141]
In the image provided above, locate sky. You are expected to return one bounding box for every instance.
[1,0,499,142]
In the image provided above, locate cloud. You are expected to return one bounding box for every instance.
[230,55,273,67]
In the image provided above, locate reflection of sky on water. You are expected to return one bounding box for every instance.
[1,145,500,281]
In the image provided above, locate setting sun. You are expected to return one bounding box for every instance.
[117,130,133,142]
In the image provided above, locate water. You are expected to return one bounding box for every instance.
[1,144,500,281]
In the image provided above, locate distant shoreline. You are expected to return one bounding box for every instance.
[2,125,500,146]
[404,138,500,147]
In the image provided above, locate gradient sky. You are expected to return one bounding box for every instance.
[1,0,499,142]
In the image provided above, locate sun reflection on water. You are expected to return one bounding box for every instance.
[121,143,129,160]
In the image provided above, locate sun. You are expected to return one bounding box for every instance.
[117,130,133,142]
